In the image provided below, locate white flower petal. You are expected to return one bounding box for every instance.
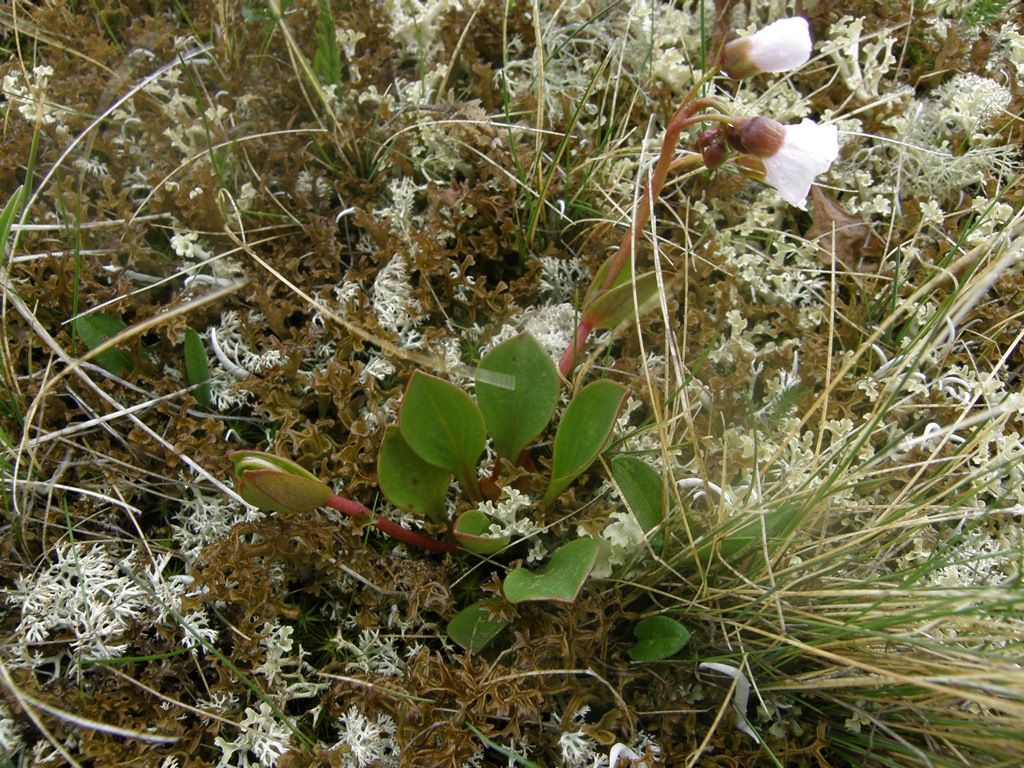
[746,17,812,73]
[762,119,840,209]
[700,662,760,742]
[721,17,812,77]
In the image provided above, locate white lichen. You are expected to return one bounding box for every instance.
[333,705,400,767]
[214,702,293,768]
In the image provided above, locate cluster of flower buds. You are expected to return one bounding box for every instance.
[701,17,840,209]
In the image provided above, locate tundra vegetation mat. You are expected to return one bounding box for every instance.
[1,1,1023,766]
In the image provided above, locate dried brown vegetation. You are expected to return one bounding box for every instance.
[2,0,1024,766]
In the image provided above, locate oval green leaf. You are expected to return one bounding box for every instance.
[476,334,559,462]
[238,469,333,515]
[628,616,691,661]
[611,455,663,535]
[453,510,511,555]
[446,600,509,652]
[503,538,600,604]
[74,312,134,376]
[542,379,629,506]
[378,426,452,524]
[184,328,212,407]
[583,271,675,331]
[399,371,486,497]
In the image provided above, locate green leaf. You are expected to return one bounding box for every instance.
[237,469,334,515]
[503,538,600,604]
[582,271,673,331]
[446,600,508,652]
[399,371,486,497]
[542,379,629,506]
[74,312,134,376]
[228,450,333,515]
[183,328,211,407]
[378,426,452,524]
[686,505,800,570]
[453,510,511,555]
[628,616,691,661]
[476,334,559,462]
[611,455,664,535]
[0,185,25,261]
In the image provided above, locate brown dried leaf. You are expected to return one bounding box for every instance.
[805,187,886,272]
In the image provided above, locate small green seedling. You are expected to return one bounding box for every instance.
[74,311,134,376]
[628,616,691,661]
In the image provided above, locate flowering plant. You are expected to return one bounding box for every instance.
[558,16,839,376]
[224,14,841,659]
[232,333,648,649]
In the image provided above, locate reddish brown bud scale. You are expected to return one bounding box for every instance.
[725,117,787,157]
[697,128,730,170]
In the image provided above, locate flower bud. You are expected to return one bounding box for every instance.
[697,128,730,170]
[725,117,787,157]
[228,450,333,514]
[719,17,812,79]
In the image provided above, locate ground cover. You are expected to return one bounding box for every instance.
[1,1,1023,766]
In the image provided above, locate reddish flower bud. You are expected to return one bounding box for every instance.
[725,117,787,157]
[697,128,730,170]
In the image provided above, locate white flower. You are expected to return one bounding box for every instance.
[731,118,840,209]
[720,17,812,78]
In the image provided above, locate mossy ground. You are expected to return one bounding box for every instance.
[1,1,1023,766]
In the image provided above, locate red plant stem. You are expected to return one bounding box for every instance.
[325,495,458,554]
[558,89,722,379]
[558,318,594,378]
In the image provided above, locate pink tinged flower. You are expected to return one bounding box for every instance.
[729,117,840,210]
[719,17,813,79]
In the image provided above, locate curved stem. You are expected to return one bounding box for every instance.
[325,495,458,554]
[558,318,594,379]
[559,92,722,376]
